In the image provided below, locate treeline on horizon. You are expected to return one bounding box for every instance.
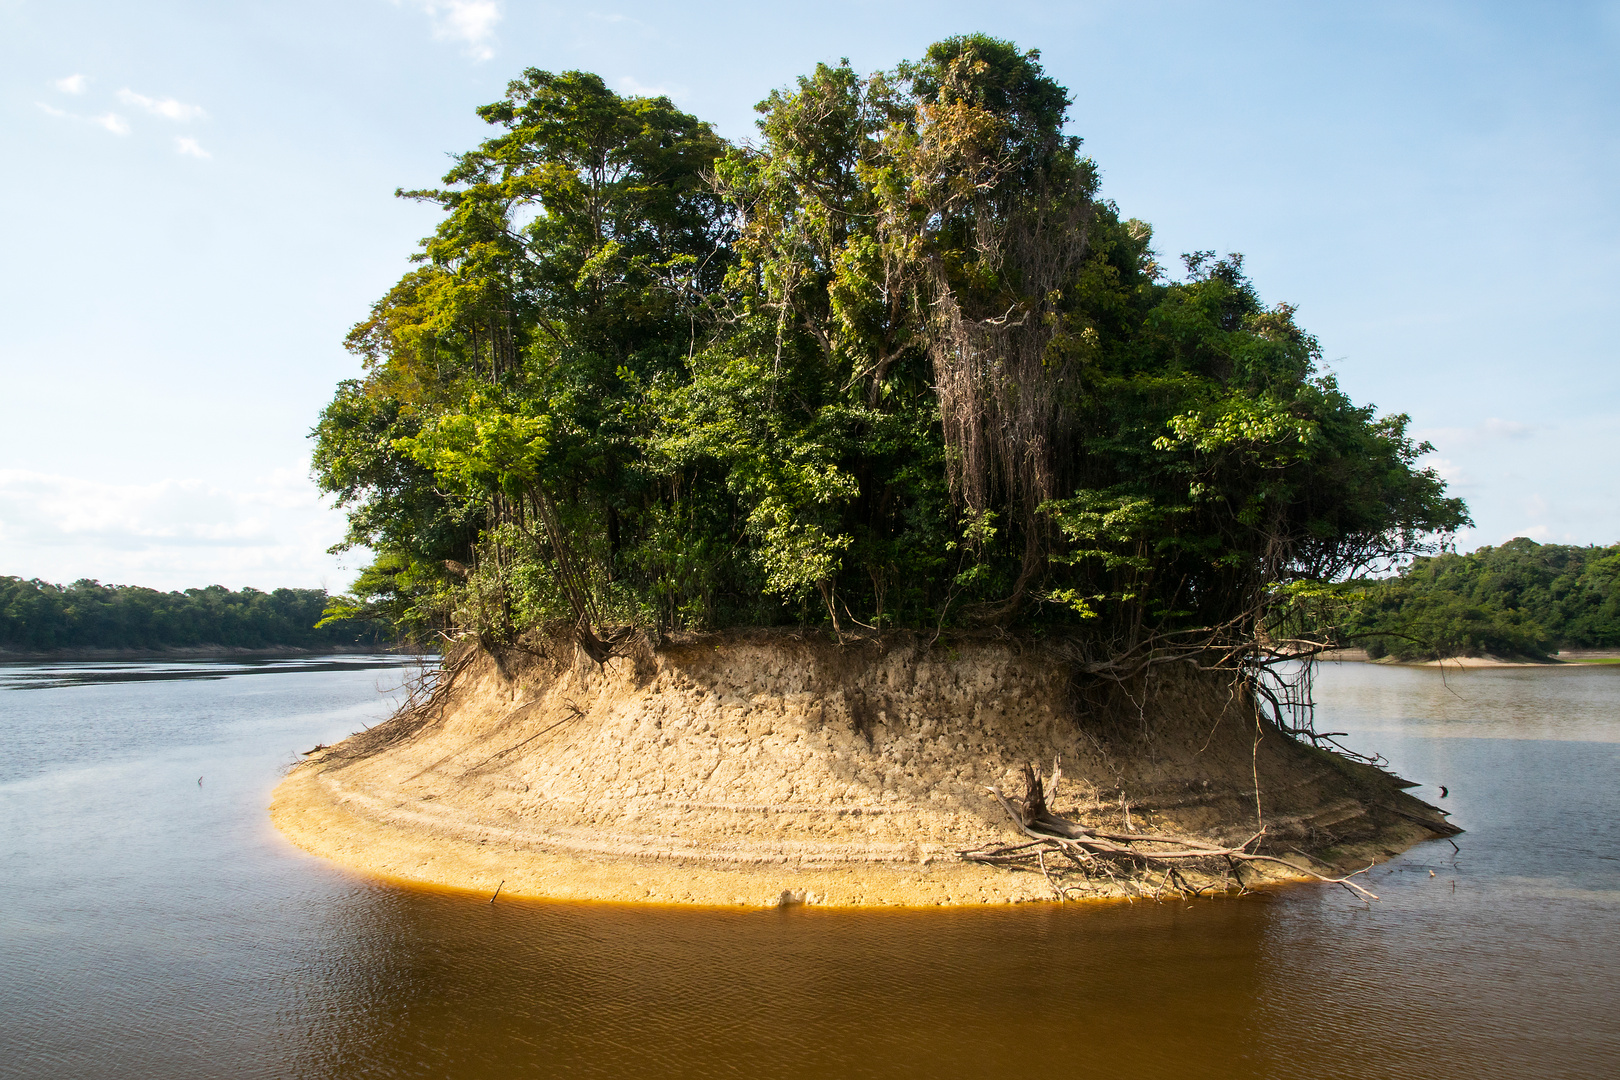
[1343,538,1620,661]
[0,577,390,653]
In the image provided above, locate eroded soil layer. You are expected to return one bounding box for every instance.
[271,631,1452,906]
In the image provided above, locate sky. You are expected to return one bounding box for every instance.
[1,0,1617,592]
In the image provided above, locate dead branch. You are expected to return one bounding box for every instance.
[313,647,473,766]
[960,761,1380,902]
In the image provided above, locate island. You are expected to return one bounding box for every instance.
[273,36,1462,905]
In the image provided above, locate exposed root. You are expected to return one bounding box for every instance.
[312,647,472,765]
[960,760,1381,902]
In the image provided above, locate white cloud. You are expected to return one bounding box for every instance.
[419,1,501,60]
[1424,455,1469,486]
[588,12,653,32]
[54,74,87,94]
[36,102,130,136]
[175,136,211,159]
[0,465,350,591]
[1414,417,1535,448]
[1495,496,1580,545]
[617,75,687,101]
[116,88,207,122]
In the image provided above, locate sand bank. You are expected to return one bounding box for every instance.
[271,631,1453,907]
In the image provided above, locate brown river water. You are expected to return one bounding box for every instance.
[1,656,1616,1079]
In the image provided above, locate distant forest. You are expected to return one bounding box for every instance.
[0,578,390,653]
[1345,538,1620,660]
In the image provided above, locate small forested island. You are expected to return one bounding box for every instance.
[0,577,382,656]
[1346,538,1620,661]
[274,37,1463,906]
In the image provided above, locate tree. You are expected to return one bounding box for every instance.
[314,39,1469,674]
[1346,538,1620,659]
[314,71,729,642]
[0,578,382,651]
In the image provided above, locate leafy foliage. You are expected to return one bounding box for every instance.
[0,578,384,652]
[1345,538,1620,660]
[313,38,1468,659]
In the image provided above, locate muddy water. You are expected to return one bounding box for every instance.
[1,657,1616,1079]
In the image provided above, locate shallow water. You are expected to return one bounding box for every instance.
[1,657,1616,1079]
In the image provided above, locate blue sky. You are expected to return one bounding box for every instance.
[2,0,1617,591]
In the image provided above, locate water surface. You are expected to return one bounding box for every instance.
[1,657,1615,1079]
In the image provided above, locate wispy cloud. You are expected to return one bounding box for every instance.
[1498,495,1582,546]
[0,465,349,591]
[39,83,208,151]
[38,101,130,136]
[588,11,654,33]
[1414,417,1534,448]
[117,88,207,122]
[1425,456,1468,486]
[617,75,687,101]
[419,1,501,60]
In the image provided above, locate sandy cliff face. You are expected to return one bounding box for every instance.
[271,630,1452,906]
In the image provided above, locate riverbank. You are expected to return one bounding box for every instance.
[272,631,1453,907]
[1316,648,1620,667]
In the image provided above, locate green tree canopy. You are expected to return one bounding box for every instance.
[314,37,1468,667]
[1344,538,1620,660]
[0,578,383,652]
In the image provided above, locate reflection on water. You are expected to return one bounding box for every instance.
[1,658,1616,1079]
[1312,659,1620,742]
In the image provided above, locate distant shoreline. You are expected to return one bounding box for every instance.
[0,644,424,664]
[1317,648,1620,667]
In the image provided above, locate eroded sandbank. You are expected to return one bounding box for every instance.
[271,631,1453,907]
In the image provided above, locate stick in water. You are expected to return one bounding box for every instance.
[490,880,504,904]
